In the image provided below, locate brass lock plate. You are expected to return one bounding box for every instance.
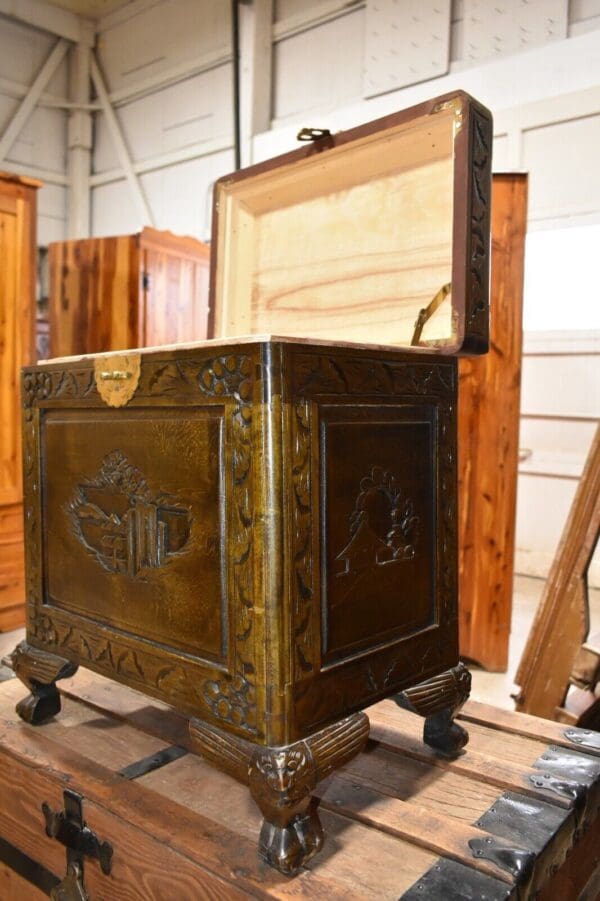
[94,352,141,407]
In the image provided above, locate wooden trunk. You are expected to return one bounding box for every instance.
[0,173,40,633]
[0,668,598,900]
[13,91,493,876]
[458,173,528,671]
[49,227,210,358]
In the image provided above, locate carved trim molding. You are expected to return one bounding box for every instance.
[467,106,492,346]
[291,400,316,679]
[439,401,458,629]
[292,355,455,399]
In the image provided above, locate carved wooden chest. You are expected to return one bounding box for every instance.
[12,91,492,875]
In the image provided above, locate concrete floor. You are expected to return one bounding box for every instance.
[2,574,599,712]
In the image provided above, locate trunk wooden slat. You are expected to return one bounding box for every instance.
[0,669,598,900]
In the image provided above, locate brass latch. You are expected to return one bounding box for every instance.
[94,352,141,407]
[42,789,113,901]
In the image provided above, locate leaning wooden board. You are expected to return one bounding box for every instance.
[0,669,598,900]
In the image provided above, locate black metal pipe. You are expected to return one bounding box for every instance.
[231,0,241,171]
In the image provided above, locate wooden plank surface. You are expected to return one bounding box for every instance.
[1,667,599,899]
[458,173,528,671]
[461,698,600,757]
[0,860,49,901]
[49,235,140,358]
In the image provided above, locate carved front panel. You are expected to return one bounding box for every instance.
[42,408,226,663]
[321,406,436,665]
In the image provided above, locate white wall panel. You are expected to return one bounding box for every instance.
[93,66,232,174]
[569,0,600,35]
[463,0,567,63]
[515,474,579,574]
[363,0,450,97]
[96,0,230,93]
[0,16,55,84]
[516,330,599,585]
[520,355,599,419]
[37,183,67,245]
[0,16,68,245]
[272,8,364,121]
[140,147,235,241]
[274,0,334,21]
[6,105,67,173]
[522,113,600,221]
[91,178,141,236]
[523,224,600,331]
[520,417,598,467]
[91,147,234,240]
[491,134,510,170]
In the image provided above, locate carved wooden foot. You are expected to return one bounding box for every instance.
[190,712,370,875]
[10,641,78,725]
[395,662,471,757]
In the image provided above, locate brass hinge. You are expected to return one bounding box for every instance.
[297,127,332,142]
[42,789,113,901]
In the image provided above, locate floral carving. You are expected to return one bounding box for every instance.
[203,671,256,730]
[198,355,253,414]
[335,466,419,577]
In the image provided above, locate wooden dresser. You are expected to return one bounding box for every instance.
[49,227,210,357]
[0,173,40,632]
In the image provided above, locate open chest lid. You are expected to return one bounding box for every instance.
[209,91,492,355]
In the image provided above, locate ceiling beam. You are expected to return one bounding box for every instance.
[0,38,69,166]
[90,52,155,227]
[0,0,94,45]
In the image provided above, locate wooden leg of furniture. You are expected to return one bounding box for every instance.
[10,640,78,725]
[190,712,370,874]
[395,662,471,757]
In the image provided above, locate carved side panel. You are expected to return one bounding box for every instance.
[287,350,458,738]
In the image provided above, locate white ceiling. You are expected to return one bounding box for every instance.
[43,0,131,17]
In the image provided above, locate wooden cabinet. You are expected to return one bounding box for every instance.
[49,227,210,358]
[0,172,40,632]
[458,173,528,671]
